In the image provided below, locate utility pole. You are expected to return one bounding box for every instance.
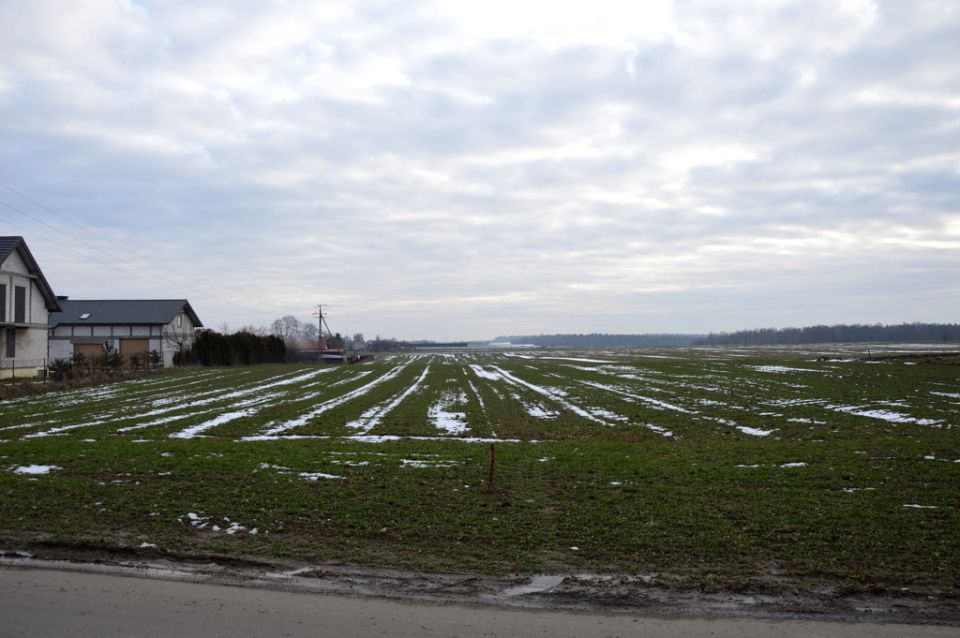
[313,304,335,363]
[313,305,324,364]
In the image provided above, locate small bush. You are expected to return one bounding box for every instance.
[48,358,74,382]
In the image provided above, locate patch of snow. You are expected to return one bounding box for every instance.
[590,408,629,422]
[466,378,485,411]
[346,366,431,434]
[259,363,411,436]
[429,391,470,435]
[23,419,110,438]
[401,459,457,468]
[11,464,60,475]
[169,407,259,439]
[488,366,621,427]
[779,462,807,468]
[751,365,822,373]
[825,404,942,426]
[298,472,342,481]
[903,504,937,509]
[932,391,960,400]
[578,380,694,414]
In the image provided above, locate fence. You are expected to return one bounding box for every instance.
[0,358,48,383]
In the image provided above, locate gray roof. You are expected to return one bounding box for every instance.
[49,299,202,327]
[0,236,62,312]
[0,237,23,264]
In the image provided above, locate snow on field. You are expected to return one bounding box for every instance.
[169,407,258,439]
[589,408,629,422]
[704,416,776,437]
[23,418,111,438]
[114,368,331,428]
[346,366,431,434]
[931,391,960,400]
[11,464,60,475]
[259,463,341,480]
[253,362,412,437]
[514,395,558,419]
[578,380,694,414]
[326,370,372,387]
[825,404,943,427]
[466,379,485,411]
[751,365,822,374]
[468,364,501,381]
[401,458,458,468]
[487,365,616,426]
[180,512,258,534]
[787,417,828,424]
[299,472,342,481]
[536,356,612,363]
[428,391,470,435]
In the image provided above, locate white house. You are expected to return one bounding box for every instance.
[0,237,62,378]
[48,299,202,368]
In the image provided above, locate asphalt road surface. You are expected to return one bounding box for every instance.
[2,567,957,638]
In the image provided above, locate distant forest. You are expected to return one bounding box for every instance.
[694,323,960,346]
[493,333,701,347]
[495,323,960,348]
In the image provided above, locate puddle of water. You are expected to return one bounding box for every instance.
[502,574,566,596]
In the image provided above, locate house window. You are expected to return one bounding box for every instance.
[14,286,26,323]
[5,328,14,358]
[0,283,5,321]
[177,314,183,328]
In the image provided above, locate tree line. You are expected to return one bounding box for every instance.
[176,330,286,366]
[493,333,702,347]
[694,323,960,346]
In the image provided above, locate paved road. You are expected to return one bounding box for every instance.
[1,567,957,638]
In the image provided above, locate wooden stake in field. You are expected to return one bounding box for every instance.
[486,443,496,493]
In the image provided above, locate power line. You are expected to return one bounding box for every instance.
[1,181,151,263]
[0,196,244,311]
[0,183,327,327]
[0,195,221,298]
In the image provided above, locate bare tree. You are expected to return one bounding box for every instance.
[162,321,195,366]
[271,315,303,340]
[352,332,365,350]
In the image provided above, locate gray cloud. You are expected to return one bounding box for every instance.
[1,0,958,339]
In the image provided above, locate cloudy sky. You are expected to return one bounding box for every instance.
[1,0,958,340]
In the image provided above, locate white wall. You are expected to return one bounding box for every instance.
[0,249,53,376]
[160,310,197,367]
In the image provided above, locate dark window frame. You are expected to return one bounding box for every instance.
[5,328,14,358]
[0,283,6,322]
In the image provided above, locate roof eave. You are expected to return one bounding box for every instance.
[10,239,61,312]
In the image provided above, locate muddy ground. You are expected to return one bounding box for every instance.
[2,542,958,627]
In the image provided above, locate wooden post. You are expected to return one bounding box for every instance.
[487,443,496,492]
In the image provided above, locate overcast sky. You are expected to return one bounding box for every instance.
[1,0,958,340]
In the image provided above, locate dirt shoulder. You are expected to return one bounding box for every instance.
[2,543,958,626]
